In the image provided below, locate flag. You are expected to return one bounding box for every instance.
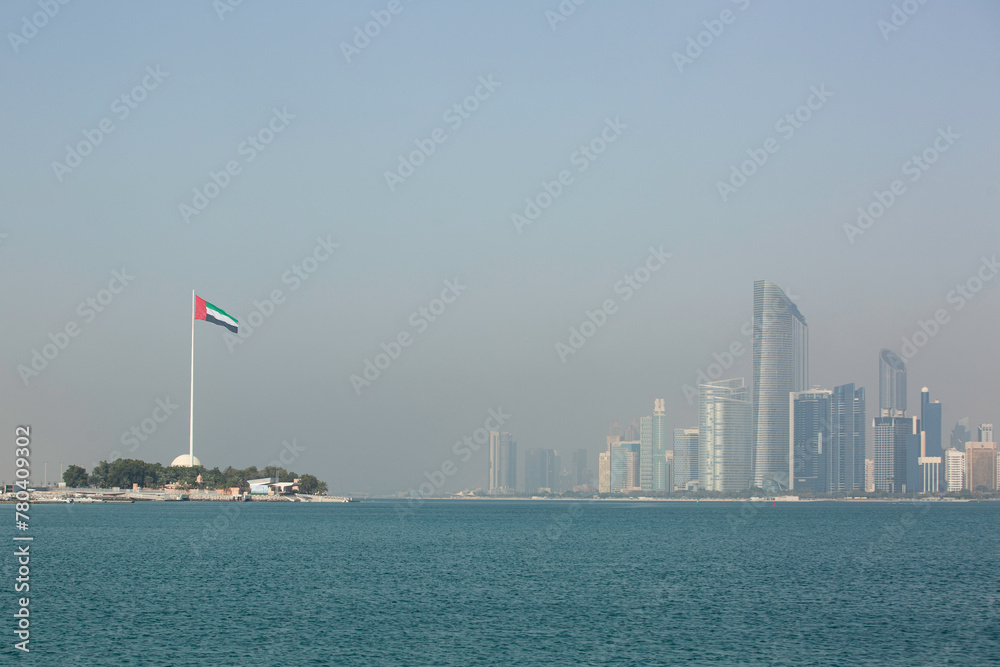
[194,295,238,333]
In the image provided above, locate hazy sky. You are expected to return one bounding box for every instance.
[3,1,998,494]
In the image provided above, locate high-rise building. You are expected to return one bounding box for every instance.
[524,448,557,494]
[920,388,943,458]
[879,349,907,417]
[652,399,669,492]
[488,431,517,495]
[944,448,965,492]
[640,415,653,492]
[873,350,912,493]
[571,448,588,488]
[874,416,916,493]
[752,280,808,492]
[950,418,972,451]
[700,378,752,492]
[790,389,831,493]
[979,424,994,442]
[865,458,875,493]
[622,417,641,442]
[829,383,866,493]
[673,428,699,491]
[610,440,640,493]
[965,441,998,492]
[663,450,674,493]
[598,451,610,493]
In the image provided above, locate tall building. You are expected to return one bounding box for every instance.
[673,428,699,491]
[524,448,557,494]
[965,441,998,492]
[699,378,752,493]
[920,388,943,458]
[610,441,640,493]
[873,350,912,493]
[865,458,875,493]
[571,448,588,488]
[950,418,972,451]
[790,389,831,492]
[652,399,669,492]
[944,448,965,492]
[640,415,653,492]
[879,349,907,417]
[829,383,866,493]
[874,416,916,493]
[663,450,674,493]
[488,431,516,495]
[752,280,808,492]
[979,424,994,442]
[598,451,610,493]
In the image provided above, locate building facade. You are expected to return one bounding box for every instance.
[673,428,699,491]
[965,441,998,492]
[700,378,752,492]
[829,383,866,493]
[790,389,832,493]
[640,416,653,492]
[652,399,669,492]
[944,448,965,492]
[752,281,809,492]
[488,431,517,494]
[524,448,557,494]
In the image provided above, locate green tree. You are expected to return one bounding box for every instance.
[62,465,88,487]
[297,474,327,494]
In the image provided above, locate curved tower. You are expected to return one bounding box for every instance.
[879,349,907,417]
[752,281,808,492]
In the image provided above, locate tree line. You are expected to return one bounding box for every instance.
[60,459,328,494]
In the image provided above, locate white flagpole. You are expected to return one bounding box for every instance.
[189,289,195,464]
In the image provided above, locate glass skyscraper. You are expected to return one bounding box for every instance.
[673,428,699,491]
[879,349,907,417]
[829,383,866,493]
[640,415,653,492]
[921,387,943,458]
[652,399,668,492]
[489,431,517,494]
[752,281,809,492]
[874,350,911,493]
[790,389,831,493]
[699,378,752,492]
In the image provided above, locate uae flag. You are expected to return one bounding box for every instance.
[194,295,238,333]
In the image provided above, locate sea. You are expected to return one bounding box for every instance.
[4,500,999,666]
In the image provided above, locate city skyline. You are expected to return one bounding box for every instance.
[3,1,999,495]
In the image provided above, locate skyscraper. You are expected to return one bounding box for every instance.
[829,383,866,493]
[652,399,668,492]
[790,389,831,492]
[489,431,516,495]
[598,451,610,493]
[524,448,558,494]
[920,388,943,458]
[979,424,993,442]
[873,350,912,493]
[873,416,914,493]
[752,280,808,492]
[571,448,588,488]
[700,378,752,492]
[879,349,907,417]
[951,418,972,450]
[610,440,640,493]
[640,415,653,492]
[673,428,699,491]
[918,387,943,493]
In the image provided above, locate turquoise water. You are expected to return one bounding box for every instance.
[4,500,999,666]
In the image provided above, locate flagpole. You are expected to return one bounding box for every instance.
[189,289,195,464]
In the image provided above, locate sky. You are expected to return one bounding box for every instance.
[2,0,998,494]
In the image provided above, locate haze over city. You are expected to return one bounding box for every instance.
[3,0,998,496]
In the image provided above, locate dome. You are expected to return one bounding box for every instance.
[170,454,202,467]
